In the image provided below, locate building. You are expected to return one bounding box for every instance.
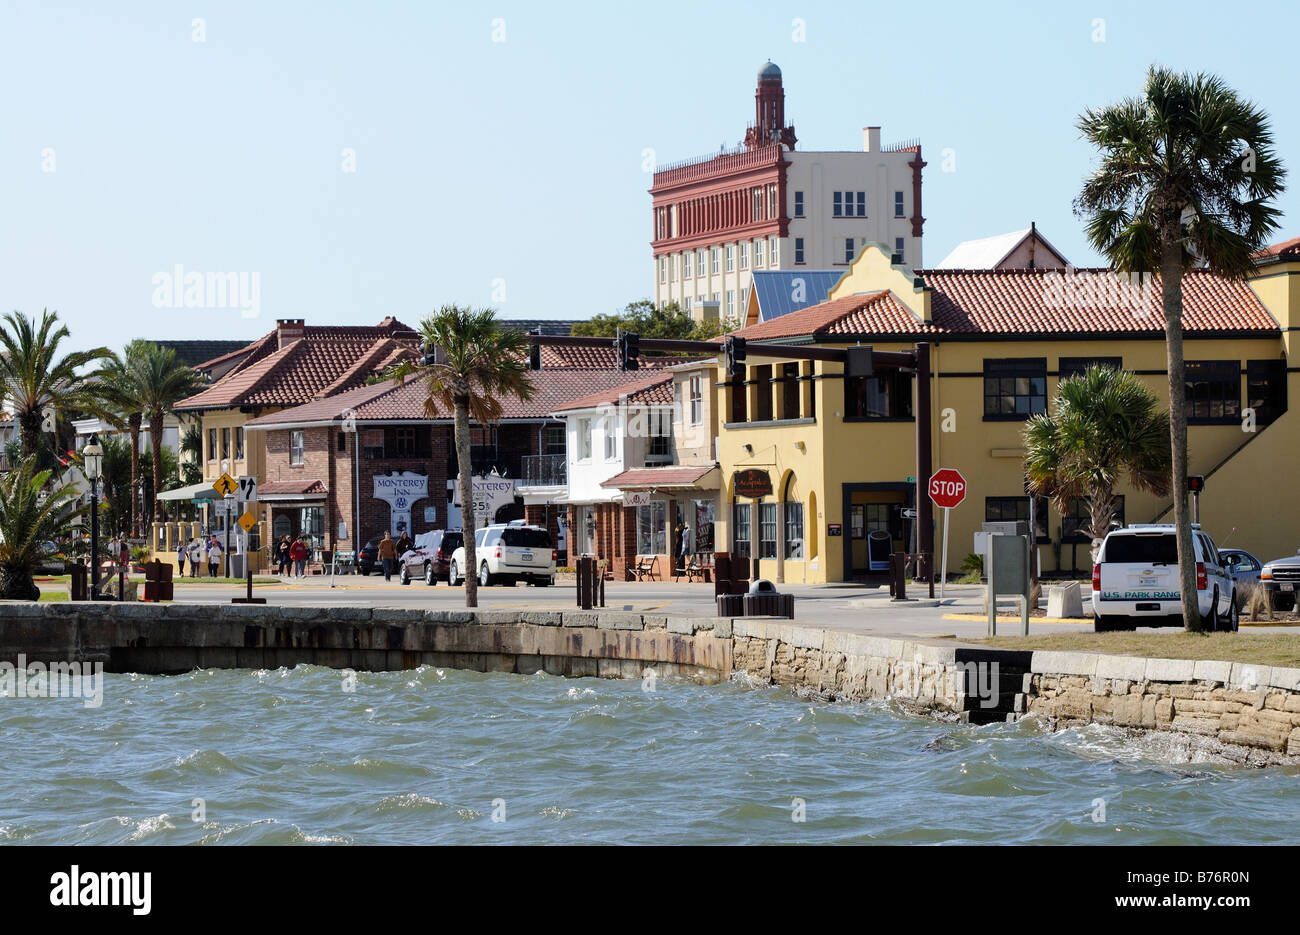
[711,241,1296,584]
[650,62,925,324]
[935,223,1069,270]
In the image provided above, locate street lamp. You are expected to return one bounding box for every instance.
[82,433,103,600]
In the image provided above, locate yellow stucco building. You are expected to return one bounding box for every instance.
[715,243,1297,583]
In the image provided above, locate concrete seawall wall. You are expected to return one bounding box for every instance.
[4,603,1298,765]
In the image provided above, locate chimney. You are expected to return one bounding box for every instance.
[276,319,306,349]
[863,127,881,152]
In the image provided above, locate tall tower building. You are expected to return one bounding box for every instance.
[650,63,925,324]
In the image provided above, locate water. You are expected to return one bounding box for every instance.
[1,666,1294,845]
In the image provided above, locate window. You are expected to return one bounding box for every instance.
[755,237,765,267]
[234,427,244,460]
[835,191,865,217]
[894,237,905,262]
[207,428,216,462]
[895,191,905,217]
[844,237,855,264]
[697,249,707,277]
[983,358,1047,420]
[637,500,667,554]
[751,187,764,219]
[1186,360,1241,422]
[780,362,799,419]
[577,418,592,460]
[1063,496,1125,542]
[290,430,304,465]
[725,244,735,272]
[604,414,617,460]
[655,207,667,240]
[784,501,804,559]
[794,191,805,217]
[684,296,692,313]
[769,237,779,264]
[658,256,666,283]
[845,371,913,419]
[647,409,671,460]
[668,255,676,280]
[337,431,346,453]
[683,250,693,279]
[740,286,749,311]
[733,502,751,558]
[767,184,778,219]
[221,427,230,460]
[794,237,805,264]
[689,375,703,424]
[729,376,747,423]
[726,290,735,320]
[759,502,778,559]
[754,364,773,421]
[985,496,1049,542]
[1059,357,1122,381]
[394,427,416,458]
[545,424,566,455]
[739,241,749,270]
[855,191,866,216]
[833,191,842,217]
[1247,359,1287,425]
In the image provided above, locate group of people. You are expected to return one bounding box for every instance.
[274,535,311,577]
[174,535,226,578]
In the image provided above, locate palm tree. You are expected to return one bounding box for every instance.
[95,346,146,537]
[1025,366,1172,560]
[0,455,85,600]
[1074,66,1286,630]
[131,343,203,523]
[396,306,534,608]
[0,310,112,465]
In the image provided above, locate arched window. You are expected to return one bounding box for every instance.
[782,473,804,560]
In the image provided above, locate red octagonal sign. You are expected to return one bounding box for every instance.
[928,468,967,509]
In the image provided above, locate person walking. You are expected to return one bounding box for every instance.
[175,539,186,577]
[378,530,397,581]
[207,535,223,578]
[276,535,291,575]
[289,536,308,577]
[187,537,203,578]
[119,538,131,571]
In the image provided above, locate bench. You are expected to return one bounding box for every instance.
[331,550,356,575]
[675,554,707,583]
[634,555,660,581]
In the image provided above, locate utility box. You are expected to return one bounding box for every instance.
[987,532,1031,636]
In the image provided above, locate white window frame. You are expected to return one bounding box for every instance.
[683,250,693,278]
[755,237,765,267]
[711,247,720,274]
[844,237,855,264]
[289,430,304,465]
[895,191,905,218]
[689,376,703,425]
[658,256,666,283]
[794,238,805,264]
[725,244,735,272]
[577,418,592,461]
[739,241,749,270]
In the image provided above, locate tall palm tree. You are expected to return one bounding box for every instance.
[1074,66,1286,630]
[0,455,85,600]
[395,306,534,608]
[96,345,146,537]
[132,343,203,523]
[0,309,112,465]
[1025,366,1172,560]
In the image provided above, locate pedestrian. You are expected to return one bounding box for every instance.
[208,535,223,578]
[290,536,308,577]
[378,530,397,581]
[276,535,291,575]
[175,539,185,577]
[119,538,131,570]
[396,530,412,556]
[187,538,203,578]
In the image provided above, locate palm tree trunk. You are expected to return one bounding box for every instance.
[455,395,478,608]
[1087,486,1116,559]
[1161,239,1201,631]
[149,408,164,524]
[128,414,142,539]
[18,411,41,463]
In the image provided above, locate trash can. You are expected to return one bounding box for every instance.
[741,579,795,618]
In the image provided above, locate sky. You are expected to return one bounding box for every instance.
[3,0,1300,354]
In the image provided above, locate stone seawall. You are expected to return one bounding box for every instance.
[3,603,1298,765]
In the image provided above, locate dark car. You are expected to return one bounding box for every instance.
[1260,549,1300,612]
[358,539,379,576]
[398,530,463,585]
[1219,549,1263,608]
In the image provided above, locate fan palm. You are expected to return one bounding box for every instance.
[131,343,203,523]
[0,309,113,465]
[1074,66,1286,630]
[0,455,86,600]
[95,346,146,537]
[391,306,534,608]
[1025,366,1171,561]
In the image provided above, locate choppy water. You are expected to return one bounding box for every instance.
[0,665,1294,845]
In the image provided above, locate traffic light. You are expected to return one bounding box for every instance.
[723,335,747,378]
[617,331,640,371]
[420,341,437,367]
[1188,475,1206,493]
[528,329,541,370]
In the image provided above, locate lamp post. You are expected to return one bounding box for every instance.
[82,433,104,600]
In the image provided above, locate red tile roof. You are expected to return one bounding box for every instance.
[260,479,328,496]
[538,344,681,370]
[176,319,420,411]
[1254,236,1300,259]
[600,465,717,488]
[730,269,1278,340]
[551,370,675,413]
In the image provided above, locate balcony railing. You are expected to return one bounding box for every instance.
[521,454,566,487]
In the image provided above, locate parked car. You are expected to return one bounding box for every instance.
[357,539,379,576]
[1219,549,1264,608]
[398,529,463,585]
[1259,549,1300,612]
[448,523,555,587]
[1091,524,1237,632]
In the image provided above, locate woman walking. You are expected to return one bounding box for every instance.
[207,535,223,578]
[175,539,186,577]
[276,535,291,576]
[187,537,203,578]
[289,537,308,577]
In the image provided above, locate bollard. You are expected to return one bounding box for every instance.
[891,552,908,601]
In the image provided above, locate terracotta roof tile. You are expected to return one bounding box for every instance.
[260,479,327,496]
[1255,236,1300,259]
[731,269,1278,340]
[551,371,674,413]
[600,465,716,488]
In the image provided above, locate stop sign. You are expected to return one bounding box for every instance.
[928,468,967,509]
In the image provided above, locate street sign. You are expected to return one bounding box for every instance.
[237,475,258,503]
[213,472,237,497]
[237,510,257,533]
[928,468,967,509]
[623,490,651,507]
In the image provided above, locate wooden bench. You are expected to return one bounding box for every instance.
[634,555,660,581]
[675,554,707,583]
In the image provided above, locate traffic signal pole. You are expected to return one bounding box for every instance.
[915,343,934,597]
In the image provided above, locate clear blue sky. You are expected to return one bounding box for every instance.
[3,0,1299,353]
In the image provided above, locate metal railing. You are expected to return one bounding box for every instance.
[521,453,566,487]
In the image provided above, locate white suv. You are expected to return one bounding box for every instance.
[1091,524,1237,632]
[449,523,556,587]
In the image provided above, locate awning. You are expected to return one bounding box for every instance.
[600,465,720,491]
[259,479,328,503]
[156,481,221,502]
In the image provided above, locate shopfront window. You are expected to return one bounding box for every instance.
[784,501,804,559]
[733,502,751,558]
[692,500,715,554]
[637,500,667,555]
[759,502,778,558]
